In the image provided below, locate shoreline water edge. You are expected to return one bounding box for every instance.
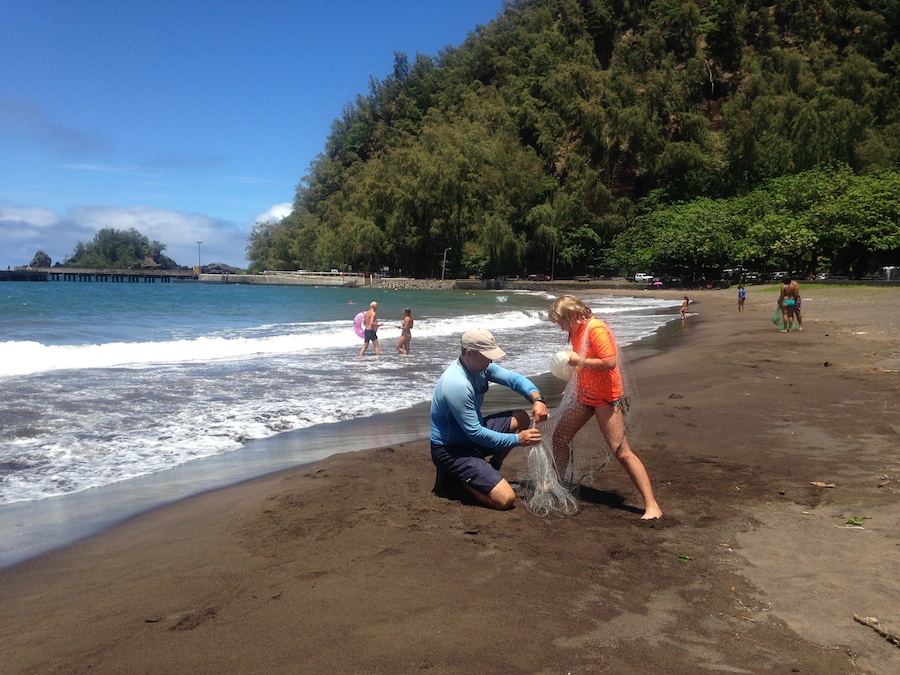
[1,285,898,672]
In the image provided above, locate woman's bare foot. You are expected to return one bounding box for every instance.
[641,505,663,520]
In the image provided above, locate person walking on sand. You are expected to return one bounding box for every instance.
[548,295,663,520]
[359,301,383,355]
[430,329,548,510]
[396,307,413,355]
[680,295,689,320]
[738,285,746,312]
[778,276,800,332]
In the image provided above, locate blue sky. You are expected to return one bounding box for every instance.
[0,0,503,269]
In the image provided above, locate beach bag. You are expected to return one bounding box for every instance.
[772,306,783,329]
[772,305,798,331]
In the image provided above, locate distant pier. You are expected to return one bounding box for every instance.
[0,267,197,282]
[1,268,363,286]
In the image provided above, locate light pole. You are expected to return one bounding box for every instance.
[551,239,556,281]
[197,242,202,271]
[441,247,451,282]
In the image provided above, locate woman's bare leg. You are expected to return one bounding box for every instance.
[594,405,663,519]
[550,404,593,480]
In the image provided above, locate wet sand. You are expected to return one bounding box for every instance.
[2,285,898,673]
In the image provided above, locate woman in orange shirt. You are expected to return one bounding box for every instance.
[548,295,663,520]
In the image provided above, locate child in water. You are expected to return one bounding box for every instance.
[396,307,413,355]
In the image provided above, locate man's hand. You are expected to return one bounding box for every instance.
[517,428,542,446]
[531,400,549,423]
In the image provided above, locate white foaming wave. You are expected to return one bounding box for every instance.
[0,330,361,378]
[0,362,435,505]
[590,296,683,311]
[507,289,557,301]
[505,290,681,314]
[330,310,547,342]
[0,309,552,379]
[408,309,545,339]
[590,305,676,315]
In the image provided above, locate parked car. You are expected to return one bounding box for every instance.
[657,275,682,285]
[527,273,550,281]
[633,273,654,283]
[722,266,747,281]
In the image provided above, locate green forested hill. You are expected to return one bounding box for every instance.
[248,0,900,280]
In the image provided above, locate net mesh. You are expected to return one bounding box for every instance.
[520,320,641,517]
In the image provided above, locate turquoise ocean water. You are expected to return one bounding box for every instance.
[0,281,680,566]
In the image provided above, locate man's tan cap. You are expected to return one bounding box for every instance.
[461,328,506,360]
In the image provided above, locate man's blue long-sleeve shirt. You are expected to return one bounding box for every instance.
[430,358,539,450]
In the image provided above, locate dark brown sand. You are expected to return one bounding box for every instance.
[2,285,898,674]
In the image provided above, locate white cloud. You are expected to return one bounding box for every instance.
[254,202,292,224]
[0,203,250,269]
[0,204,60,228]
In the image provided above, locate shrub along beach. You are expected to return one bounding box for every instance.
[2,285,898,673]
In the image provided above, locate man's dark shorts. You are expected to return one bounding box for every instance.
[364,329,378,341]
[431,412,514,495]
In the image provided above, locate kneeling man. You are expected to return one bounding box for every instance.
[430,329,548,509]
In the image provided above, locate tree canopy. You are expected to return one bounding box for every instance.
[610,165,900,282]
[248,0,900,279]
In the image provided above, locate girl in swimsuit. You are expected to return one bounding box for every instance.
[548,295,663,520]
[396,307,413,355]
